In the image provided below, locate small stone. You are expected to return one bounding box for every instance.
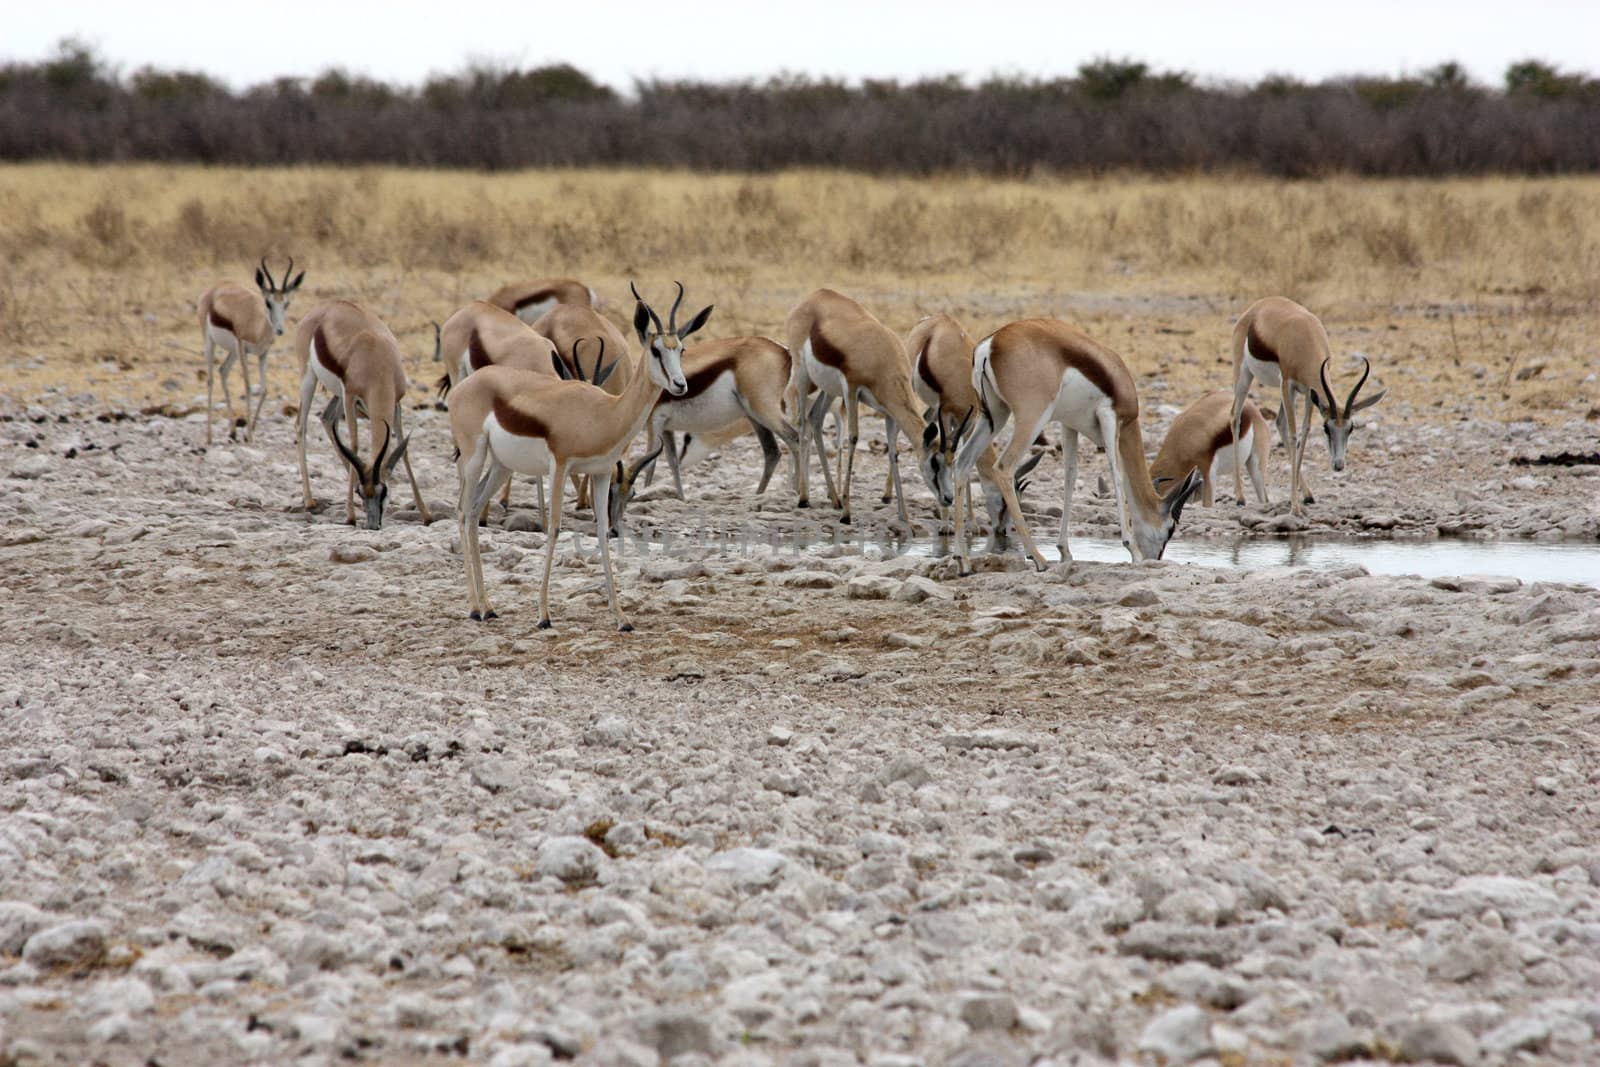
[0,901,51,955]
[1534,776,1558,795]
[471,759,518,794]
[584,715,633,747]
[22,920,108,969]
[535,837,606,885]
[1302,1014,1369,1062]
[1398,1020,1480,1067]
[633,1009,717,1059]
[1137,1005,1215,1064]
[765,727,794,747]
[891,576,951,603]
[1480,1016,1552,1056]
[884,631,931,649]
[1419,876,1560,921]
[846,575,897,600]
[881,756,932,788]
[704,848,788,890]
[1213,765,1260,786]
[781,570,841,589]
[1118,587,1160,607]
[956,992,1018,1031]
[329,544,378,564]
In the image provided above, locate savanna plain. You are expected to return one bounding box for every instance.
[1,165,1598,1066]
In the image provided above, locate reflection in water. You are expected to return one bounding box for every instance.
[898,533,1600,588]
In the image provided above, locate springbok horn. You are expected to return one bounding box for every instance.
[282,256,294,292]
[326,408,368,479]
[1343,358,1372,418]
[1318,358,1338,418]
[371,424,391,479]
[630,281,663,333]
[626,437,668,486]
[571,337,587,380]
[588,337,606,383]
[667,281,685,333]
[258,256,275,291]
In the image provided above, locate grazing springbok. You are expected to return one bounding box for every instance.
[785,288,949,526]
[1151,389,1272,507]
[487,277,598,325]
[610,333,798,527]
[448,285,698,630]
[1229,296,1386,514]
[955,318,1201,570]
[197,256,305,444]
[294,300,431,530]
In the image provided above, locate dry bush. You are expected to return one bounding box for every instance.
[2,164,1597,422]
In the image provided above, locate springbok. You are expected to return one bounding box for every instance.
[197,256,305,444]
[487,277,598,325]
[610,332,799,529]
[1151,389,1271,507]
[1229,297,1386,514]
[785,289,949,526]
[448,285,699,630]
[432,300,615,524]
[955,318,1201,570]
[294,300,431,530]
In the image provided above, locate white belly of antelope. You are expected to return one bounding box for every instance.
[1242,340,1282,387]
[801,341,848,400]
[1048,368,1113,443]
[515,298,560,324]
[310,341,344,397]
[661,373,743,432]
[485,415,553,477]
[1210,423,1254,479]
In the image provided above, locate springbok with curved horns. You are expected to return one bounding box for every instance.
[955,318,1201,570]
[487,277,599,325]
[785,288,950,526]
[1151,389,1271,507]
[448,283,699,630]
[1229,296,1386,514]
[197,256,305,444]
[609,333,800,531]
[294,300,431,530]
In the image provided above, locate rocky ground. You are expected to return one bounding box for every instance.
[1,390,1599,1067]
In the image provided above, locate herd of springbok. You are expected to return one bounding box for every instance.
[198,260,1386,630]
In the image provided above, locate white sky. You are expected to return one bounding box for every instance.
[8,1,1598,92]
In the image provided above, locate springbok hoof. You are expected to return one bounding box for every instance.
[797,499,809,509]
[879,495,893,505]
[840,514,852,526]
[469,610,482,621]
[484,609,498,620]
[537,619,552,630]
[618,622,634,633]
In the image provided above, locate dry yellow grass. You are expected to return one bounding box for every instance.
[2,164,1597,421]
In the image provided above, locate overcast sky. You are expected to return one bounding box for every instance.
[9,1,1598,91]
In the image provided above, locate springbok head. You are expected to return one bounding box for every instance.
[254,256,306,337]
[1308,357,1387,472]
[918,406,976,508]
[607,436,669,538]
[1130,467,1203,561]
[323,404,410,530]
[631,281,706,397]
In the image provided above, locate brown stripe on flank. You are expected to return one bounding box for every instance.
[492,395,551,439]
[1208,419,1240,455]
[680,355,739,399]
[914,340,943,396]
[468,328,492,372]
[512,289,558,312]
[1245,321,1280,363]
[808,325,849,369]
[313,325,346,380]
[1045,344,1118,403]
[207,309,234,334]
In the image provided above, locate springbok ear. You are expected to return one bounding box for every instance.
[1153,475,1174,489]
[1164,468,1203,524]
[632,302,651,343]
[551,353,572,380]
[1013,450,1045,493]
[922,420,939,448]
[286,271,306,292]
[1307,390,1329,415]
[254,267,269,290]
[592,357,618,389]
[677,305,714,340]
[1350,388,1387,413]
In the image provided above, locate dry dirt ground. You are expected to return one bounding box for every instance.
[2,334,1600,1067]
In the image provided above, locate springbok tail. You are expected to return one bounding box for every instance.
[435,372,453,400]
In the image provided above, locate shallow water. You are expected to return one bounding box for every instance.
[903,533,1600,588]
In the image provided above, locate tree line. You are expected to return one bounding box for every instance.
[2,40,1597,176]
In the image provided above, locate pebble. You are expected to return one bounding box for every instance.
[22,920,108,969]
[1137,1005,1216,1064]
